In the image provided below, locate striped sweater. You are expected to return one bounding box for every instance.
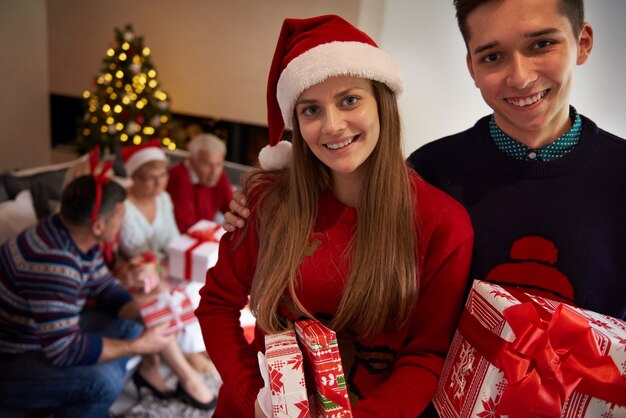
[0,214,133,366]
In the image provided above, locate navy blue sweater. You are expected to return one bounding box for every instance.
[408,115,626,319]
[0,214,133,365]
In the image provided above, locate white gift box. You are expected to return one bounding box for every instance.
[259,330,310,418]
[168,220,225,283]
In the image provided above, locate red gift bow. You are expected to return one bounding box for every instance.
[458,296,626,418]
[88,145,114,222]
[183,225,221,280]
[140,251,157,263]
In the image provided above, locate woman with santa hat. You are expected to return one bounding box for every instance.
[117,140,216,411]
[196,15,473,417]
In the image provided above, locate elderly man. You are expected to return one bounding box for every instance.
[167,133,233,232]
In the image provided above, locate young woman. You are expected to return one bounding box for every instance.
[196,15,474,417]
[116,141,216,411]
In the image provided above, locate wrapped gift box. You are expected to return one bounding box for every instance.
[295,319,352,418]
[434,280,626,418]
[139,285,198,335]
[259,330,310,418]
[168,219,225,282]
[129,251,160,294]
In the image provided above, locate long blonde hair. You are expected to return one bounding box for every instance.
[247,81,417,339]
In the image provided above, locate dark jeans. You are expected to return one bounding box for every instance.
[0,309,142,418]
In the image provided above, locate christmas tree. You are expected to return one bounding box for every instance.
[77,24,177,154]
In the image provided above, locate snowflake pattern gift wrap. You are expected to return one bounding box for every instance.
[168,219,225,282]
[139,285,197,335]
[433,280,626,418]
[295,319,352,418]
[259,330,310,418]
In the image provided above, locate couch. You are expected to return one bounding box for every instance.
[0,149,251,244]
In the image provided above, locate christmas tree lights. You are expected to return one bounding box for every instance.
[77,24,177,153]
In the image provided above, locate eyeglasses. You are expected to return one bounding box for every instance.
[136,172,169,182]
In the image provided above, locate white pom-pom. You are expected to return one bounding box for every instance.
[258,141,292,170]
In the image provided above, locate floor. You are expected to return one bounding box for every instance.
[110,359,221,418]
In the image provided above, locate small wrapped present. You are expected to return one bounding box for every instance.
[433,280,626,418]
[168,220,225,282]
[129,251,160,294]
[259,330,310,418]
[139,285,198,335]
[295,319,352,418]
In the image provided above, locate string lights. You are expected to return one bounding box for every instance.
[77,24,176,153]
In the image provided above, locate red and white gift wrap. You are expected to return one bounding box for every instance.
[259,330,311,418]
[168,220,225,282]
[139,285,198,335]
[295,319,352,418]
[434,280,626,418]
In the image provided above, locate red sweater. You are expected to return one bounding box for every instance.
[167,161,233,232]
[196,172,474,418]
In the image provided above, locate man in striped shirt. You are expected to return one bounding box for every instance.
[0,175,174,417]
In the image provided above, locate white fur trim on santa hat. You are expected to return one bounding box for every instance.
[124,147,167,176]
[258,140,292,170]
[277,41,404,130]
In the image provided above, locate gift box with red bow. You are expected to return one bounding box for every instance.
[139,285,198,334]
[433,280,626,418]
[168,220,225,282]
[259,330,311,418]
[295,319,352,418]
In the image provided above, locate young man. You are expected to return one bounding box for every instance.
[0,175,174,417]
[407,0,626,319]
[226,0,626,320]
[167,133,233,232]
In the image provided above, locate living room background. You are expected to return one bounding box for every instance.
[1,0,624,171]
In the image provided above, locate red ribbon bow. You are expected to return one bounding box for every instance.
[140,251,158,263]
[187,225,222,243]
[458,298,626,418]
[497,302,626,417]
[88,145,114,222]
[183,225,222,280]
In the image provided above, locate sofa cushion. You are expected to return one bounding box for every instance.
[0,189,37,244]
[3,166,69,219]
[2,155,89,219]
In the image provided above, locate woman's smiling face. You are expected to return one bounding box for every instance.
[295,76,380,183]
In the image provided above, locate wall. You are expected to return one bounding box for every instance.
[0,0,50,170]
[47,0,361,127]
[3,1,623,171]
[380,0,626,155]
[571,2,626,139]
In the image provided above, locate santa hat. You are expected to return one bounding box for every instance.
[121,139,167,176]
[260,14,404,170]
